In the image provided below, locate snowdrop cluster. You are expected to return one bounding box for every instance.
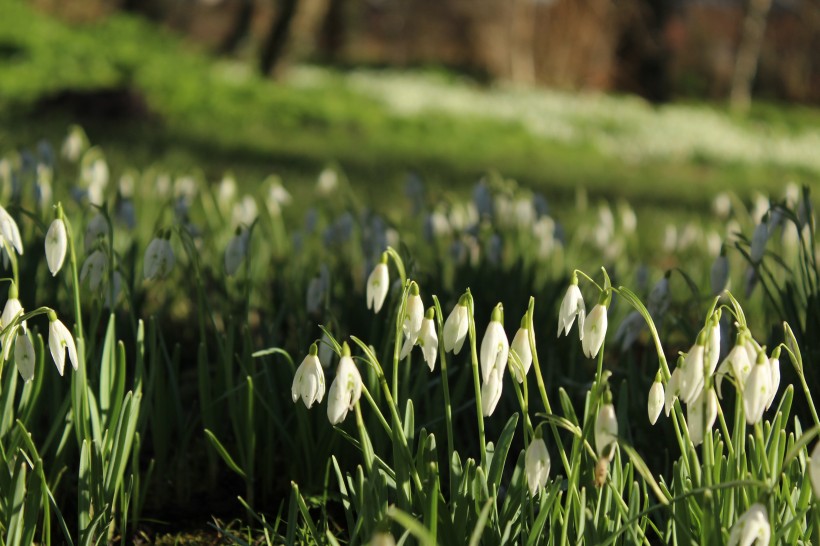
[557,273,608,359]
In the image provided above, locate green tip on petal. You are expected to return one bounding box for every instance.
[380,252,388,264]
[520,314,529,329]
[409,282,420,296]
[47,309,58,322]
[55,202,64,220]
[491,303,504,323]
[598,288,611,307]
[8,281,17,300]
[570,271,579,285]
[534,424,544,440]
[771,345,781,359]
[696,328,708,346]
[603,389,613,405]
[309,343,318,356]
[756,347,767,365]
[342,342,351,357]
[654,371,662,383]
[458,292,470,306]
[425,307,435,320]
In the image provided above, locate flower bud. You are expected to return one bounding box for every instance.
[45,217,67,276]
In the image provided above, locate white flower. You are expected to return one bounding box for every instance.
[525,437,550,497]
[743,351,772,425]
[224,227,250,277]
[481,370,503,417]
[318,332,334,368]
[327,345,362,425]
[510,321,532,383]
[557,282,585,339]
[766,354,780,410]
[14,332,35,382]
[48,313,78,376]
[480,305,509,383]
[45,218,67,276]
[402,283,424,343]
[750,222,769,263]
[366,260,389,313]
[1,290,26,362]
[710,254,729,296]
[687,387,717,446]
[418,314,438,372]
[648,379,664,425]
[291,345,325,409]
[84,214,108,252]
[716,335,753,396]
[0,204,23,256]
[679,340,705,405]
[810,442,820,499]
[665,366,681,416]
[582,304,607,359]
[727,503,770,546]
[443,297,469,354]
[80,249,107,291]
[595,402,618,462]
[143,234,175,280]
[61,125,87,161]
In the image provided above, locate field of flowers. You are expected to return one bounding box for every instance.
[0,121,819,545]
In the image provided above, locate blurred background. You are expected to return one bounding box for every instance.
[1,0,818,215]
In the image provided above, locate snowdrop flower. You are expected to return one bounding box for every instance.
[743,349,772,425]
[14,331,35,382]
[80,249,107,291]
[749,220,769,264]
[327,343,362,425]
[0,203,23,256]
[480,304,509,383]
[664,364,682,417]
[291,344,325,409]
[727,503,770,546]
[61,125,88,161]
[317,167,338,194]
[481,369,503,417]
[648,374,664,425]
[679,330,707,405]
[510,315,532,383]
[525,435,550,497]
[45,216,67,276]
[1,283,26,361]
[443,294,469,354]
[143,231,175,280]
[716,330,753,396]
[366,254,389,313]
[705,312,721,375]
[582,301,608,359]
[711,250,729,296]
[687,387,717,447]
[232,195,258,227]
[595,397,618,462]
[48,311,78,376]
[402,282,424,344]
[224,227,250,276]
[418,309,438,371]
[557,277,585,339]
[766,349,780,410]
[84,213,108,252]
[810,441,820,499]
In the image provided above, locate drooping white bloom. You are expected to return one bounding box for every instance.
[480,305,509,383]
[582,304,608,359]
[84,213,108,252]
[595,402,618,462]
[443,297,469,354]
[810,442,820,499]
[766,354,780,410]
[665,366,681,416]
[750,222,769,264]
[143,233,175,280]
[727,504,770,546]
[366,260,389,313]
[14,332,35,382]
[224,227,250,277]
[525,437,550,497]
[1,289,26,362]
[510,320,532,383]
[679,340,705,405]
[705,317,721,375]
[61,125,88,161]
[418,313,438,372]
[687,387,717,447]
[80,249,107,291]
[402,283,424,344]
[481,370,503,417]
[648,378,664,425]
[48,312,78,376]
[743,351,772,425]
[45,218,67,276]
[291,344,325,409]
[327,345,362,425]
[0,204,23,256]
[711,254,729,296]
[557,282,585,339]
[716,334,753,396]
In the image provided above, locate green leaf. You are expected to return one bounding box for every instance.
[204,428,247,479]
[487,413,519,492]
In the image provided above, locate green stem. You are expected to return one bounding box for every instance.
[466,291,487,468]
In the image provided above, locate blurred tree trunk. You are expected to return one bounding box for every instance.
[729,0,773,113]
[220,0,255,55]
[260,0,300,76]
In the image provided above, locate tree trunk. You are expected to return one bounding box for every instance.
[729,0,773,113]
[260,0,300,76]
[219,0,255,55]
